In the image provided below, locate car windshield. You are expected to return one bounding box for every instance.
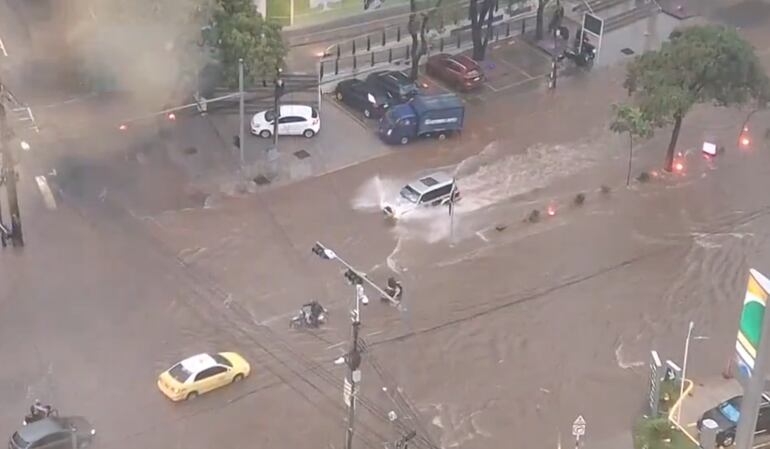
[12,432,28,448]
[719,401,741,423]
[211,354,233,367]
[264,110,276,121]
[399,185,420,203]
[168,363,193,382]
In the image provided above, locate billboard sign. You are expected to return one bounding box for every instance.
[735,269,770,382]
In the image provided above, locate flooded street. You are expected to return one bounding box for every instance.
[3,1,770,447]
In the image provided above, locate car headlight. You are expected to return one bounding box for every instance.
[90,429,96,436]
[386,129,392,136]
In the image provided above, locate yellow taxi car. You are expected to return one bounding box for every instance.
[157,352,250,401]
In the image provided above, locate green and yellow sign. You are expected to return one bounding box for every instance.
[735,269,770,380]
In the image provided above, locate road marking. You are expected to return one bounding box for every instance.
[366,330,383,337]
[495,56,535,79]
[485,75,539,93]
[476,230,490,242]
[34,176,57,210]
[326,341,347,350]
[0,34,8,57]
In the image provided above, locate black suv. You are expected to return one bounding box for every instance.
[697,394,770,447]
[10,417,96,449]
[334,79,392,119]
[366,70,421,103]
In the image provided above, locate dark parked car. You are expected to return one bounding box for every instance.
[10,417,96,449]
[425,53,485,91]
[334,79,392,118]
[365,70,421,103]
[697,394,770,447]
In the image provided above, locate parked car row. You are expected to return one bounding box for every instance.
[245,55,484,145]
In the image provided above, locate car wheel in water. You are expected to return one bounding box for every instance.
[259,130,271,138]
[336,91,343,101]
[364,108,372,118]
[232,373,244,383]
[399,136,409,145]
[186,391,199,400]
[303,129,315,138]
[438,132,447,141]
[721,435,734,447]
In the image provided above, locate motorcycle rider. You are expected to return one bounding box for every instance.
[28,400,51,421]
[385,277,403,302]
[302,300,326,327]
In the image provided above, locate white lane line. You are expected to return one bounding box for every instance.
[34,176,57,210]
[326,341,347,350]
[0,34,8,57]
[495,56,535,79]
[475,230,490,242]
[486,75,538,93]
[366,330,383,337]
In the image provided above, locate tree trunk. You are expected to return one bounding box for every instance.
[535,0,546,41]
[470,0,482,60]
[664,113,683,172]
[471,0,494,60]
[408,0,420,80]
[409,0,445,80]
[626,133,633,186]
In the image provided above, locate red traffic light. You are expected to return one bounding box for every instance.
[119,124,128,131]
[167,112,176,121]
[546,204,556,216]
[740,135,751,147]
[674,162,684,172]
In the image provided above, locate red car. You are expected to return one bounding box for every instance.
[425,53,485,91]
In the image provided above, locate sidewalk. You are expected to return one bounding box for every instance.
[675,377,742,441]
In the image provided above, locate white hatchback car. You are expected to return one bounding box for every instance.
[251,104,320,138]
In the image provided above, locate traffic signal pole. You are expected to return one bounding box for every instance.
[345,316,361,449]
[0,102,23,247]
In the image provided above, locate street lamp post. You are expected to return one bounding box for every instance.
[311,241,401,306]
[273,72,284,148]
[677,321,695,423]
[0,100,23,247]
[238,58,245,166]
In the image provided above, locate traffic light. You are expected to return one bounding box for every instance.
[344,269,363,285]
[740,126,751,149]
[312,242,334,260]
[167,112,176,121]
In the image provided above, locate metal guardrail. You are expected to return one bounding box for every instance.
[319,12,536,81]
[322,1,532,60]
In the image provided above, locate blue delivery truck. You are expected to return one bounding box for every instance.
[378,94,465,145]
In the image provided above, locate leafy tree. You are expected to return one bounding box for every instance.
[624,25,770,171]
[408,0,446,81]
[610,104,653,185]
[205,0,286,88]
[468,0,496,61]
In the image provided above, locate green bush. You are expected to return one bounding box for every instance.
[634,417,696,449]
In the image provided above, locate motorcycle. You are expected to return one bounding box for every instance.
[560,41,596,67]
[23,405,58,426]
[290,304,328,329]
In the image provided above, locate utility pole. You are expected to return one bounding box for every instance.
[735,270,770,449]
[273,68,284,147]
[238,58,245,166]
[345,305,362,449]
[395,430,417,449]
[0,101,23,247]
